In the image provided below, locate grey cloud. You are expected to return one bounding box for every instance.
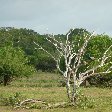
[0,0,112,35]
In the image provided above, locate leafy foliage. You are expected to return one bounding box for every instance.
[0,45,35,86]
[0,92,25,106]
[0,27,57,72]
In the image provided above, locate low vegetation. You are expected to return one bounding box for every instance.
[0,72,112,112]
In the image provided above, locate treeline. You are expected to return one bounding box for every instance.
[0,27,112,86]
[0,27,57,72]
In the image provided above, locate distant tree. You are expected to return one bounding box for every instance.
[0,27,56,72]
[36,55,56,72]
[0,46,35,86]
[34,29,112,103]
[85,34,112,86]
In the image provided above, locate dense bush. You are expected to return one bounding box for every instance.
[36,56,56,72]
[0,45,35,86]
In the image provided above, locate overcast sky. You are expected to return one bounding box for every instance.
[0,0,112,35]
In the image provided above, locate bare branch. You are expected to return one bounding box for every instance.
[82,70,111,83]
[56,59,65,75]
[34,41,65,77]
[79,44,112,82]
[48,34,65,48]
[73,32,95,72]
[101,45,112,66]
[33,41,57,61]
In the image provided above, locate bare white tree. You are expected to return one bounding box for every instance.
[34,29,112,103]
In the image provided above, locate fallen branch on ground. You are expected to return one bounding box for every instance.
[14,99,70,109]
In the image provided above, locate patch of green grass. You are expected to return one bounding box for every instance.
[10,72,63,88]
[0,72,112,112]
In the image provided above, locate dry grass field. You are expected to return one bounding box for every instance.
[0,72,112,112]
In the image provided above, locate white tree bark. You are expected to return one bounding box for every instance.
[34,29,112,103]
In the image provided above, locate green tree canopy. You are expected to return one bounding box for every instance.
[0,45,35,86]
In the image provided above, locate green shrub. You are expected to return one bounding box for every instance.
[0,46,35,86]
[76,92,95,109]
[0,92,25,106]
